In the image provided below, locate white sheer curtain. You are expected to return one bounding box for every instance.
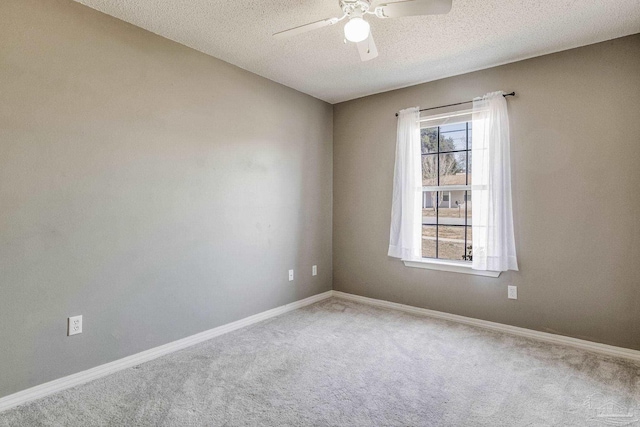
[388,107,422,260]
[472,92,518,271]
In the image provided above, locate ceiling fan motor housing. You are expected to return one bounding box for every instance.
[340,0,371,17]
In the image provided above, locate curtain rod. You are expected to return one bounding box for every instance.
[394,92,515,117]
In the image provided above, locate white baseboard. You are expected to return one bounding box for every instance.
[3,289,638,414]
[0,290,333,413]
[332,291,640,363]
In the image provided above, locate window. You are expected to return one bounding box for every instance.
[420,112,472,262]
[392,93,515,276]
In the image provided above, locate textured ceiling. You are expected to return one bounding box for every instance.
[74,0,640,103]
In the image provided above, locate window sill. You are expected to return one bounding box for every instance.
[402,259,501,278]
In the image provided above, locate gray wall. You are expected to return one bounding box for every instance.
[333,35,640,351]
[0,0,332,398]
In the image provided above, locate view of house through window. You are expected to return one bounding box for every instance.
[421,117,472,261]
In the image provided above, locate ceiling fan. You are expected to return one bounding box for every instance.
[273,0,453,61]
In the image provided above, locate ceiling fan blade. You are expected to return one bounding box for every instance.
[273,17,339,39]
[375,0,452,18]
[357,33,378,62]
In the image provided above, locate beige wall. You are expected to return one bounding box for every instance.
[0,0,332,398]
[333,34,640,351]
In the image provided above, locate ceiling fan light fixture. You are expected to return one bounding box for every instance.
[343,16,370,43]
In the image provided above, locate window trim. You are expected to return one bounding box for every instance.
[402,258,501,278]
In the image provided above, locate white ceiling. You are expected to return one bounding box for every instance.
[75,0,640,104]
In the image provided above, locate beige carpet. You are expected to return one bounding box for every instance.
[1,297,639,426]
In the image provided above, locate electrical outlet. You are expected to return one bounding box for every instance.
[312,265,317,276]
[508,286,517,300]
[68,315,82,336]
[288,269,294,281]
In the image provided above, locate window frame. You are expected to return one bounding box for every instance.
[421,116,472,262]
[402,109,501,278]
